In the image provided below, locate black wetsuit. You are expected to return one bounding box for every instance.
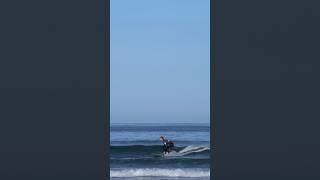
[162,139,174,154]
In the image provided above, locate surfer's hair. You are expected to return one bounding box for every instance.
[160,136,164,139]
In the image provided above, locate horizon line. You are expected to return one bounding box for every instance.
[110,122,209,124]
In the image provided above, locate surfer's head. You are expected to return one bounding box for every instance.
[160,136,165,141]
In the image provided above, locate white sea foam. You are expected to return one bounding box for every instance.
[162,146,209,157]
[179,146,209,154]
[110,168,210,177]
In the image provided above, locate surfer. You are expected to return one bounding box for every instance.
[160,136,174,154]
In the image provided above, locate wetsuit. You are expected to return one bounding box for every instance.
[162,139,174,154]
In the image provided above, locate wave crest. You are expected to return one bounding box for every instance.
[110,168,210,177]
[111,145,209,155]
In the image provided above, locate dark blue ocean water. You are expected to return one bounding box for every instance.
[110,123,210,180]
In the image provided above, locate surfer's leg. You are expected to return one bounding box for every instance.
[163,146,168,154]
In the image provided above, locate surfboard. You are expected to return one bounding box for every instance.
[163,151,180,157]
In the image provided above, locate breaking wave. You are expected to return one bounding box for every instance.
[110,168,210,178]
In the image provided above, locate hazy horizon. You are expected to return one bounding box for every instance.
[110,122,210,125]
[111,0,210,124]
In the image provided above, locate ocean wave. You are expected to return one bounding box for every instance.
[110,168,210,178]
[111,157,210,166]
[179,146,210,154]
[111,140,209,146]
[111,145,209,154]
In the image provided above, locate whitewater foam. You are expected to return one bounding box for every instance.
[110,168,210,178]
[162,146,210,157]
[179,146,209,153]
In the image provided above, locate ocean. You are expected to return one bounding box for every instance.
[110,123,210,180]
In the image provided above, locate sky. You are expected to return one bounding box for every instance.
[110,0,210,123]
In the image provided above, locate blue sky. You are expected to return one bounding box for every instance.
[111,0,210,123]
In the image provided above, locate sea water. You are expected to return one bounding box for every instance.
[110,123,210,180]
